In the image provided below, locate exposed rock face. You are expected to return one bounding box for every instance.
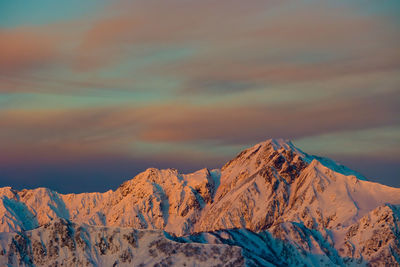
[1,138,400,266]
[339,204,400,266]
[195,140,309,232]
[0,219,244,267]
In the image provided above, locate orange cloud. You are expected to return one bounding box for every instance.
[0,28,60,73]
[137,92,400,144]
[1,90,398,156]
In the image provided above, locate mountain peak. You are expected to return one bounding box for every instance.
[259,138,309,158]
[262,138,295,149]
[257,138,367,180]
[221,138,306,176]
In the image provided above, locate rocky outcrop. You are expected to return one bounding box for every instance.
[338,204,400,266]
[0,218,244,267]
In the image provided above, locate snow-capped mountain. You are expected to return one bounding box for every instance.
[1,138,399,266]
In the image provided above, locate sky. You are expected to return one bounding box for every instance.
[0,0,399,193]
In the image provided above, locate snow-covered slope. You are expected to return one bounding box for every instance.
[0,218,244,267]
[195,139,400,233]
[0,168,216,235]
[1,138,399,266]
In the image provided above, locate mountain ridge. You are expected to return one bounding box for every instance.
[0,138,399,266]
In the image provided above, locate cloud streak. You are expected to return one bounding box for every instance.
[1,90,398,155]
[0,0,399,191]
[0,28,60,73]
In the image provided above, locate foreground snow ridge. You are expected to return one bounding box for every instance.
[1,138,399,266]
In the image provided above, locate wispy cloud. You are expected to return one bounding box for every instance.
[0,0,399,191]
[0,28,60,73]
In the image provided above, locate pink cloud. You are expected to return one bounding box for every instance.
[0,28,60,73]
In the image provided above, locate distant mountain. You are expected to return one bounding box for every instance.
[1,139,399,266]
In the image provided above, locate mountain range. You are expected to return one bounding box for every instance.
[0,138,399,266]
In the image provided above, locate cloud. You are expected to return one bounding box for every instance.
[182,79,260,95]
[0,28,60,73]
[1,0,399,97]
[138,94,400,144]
[1,90,398,160]
[73,0,400,76]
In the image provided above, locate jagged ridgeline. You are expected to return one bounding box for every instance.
[1,139,400,266]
